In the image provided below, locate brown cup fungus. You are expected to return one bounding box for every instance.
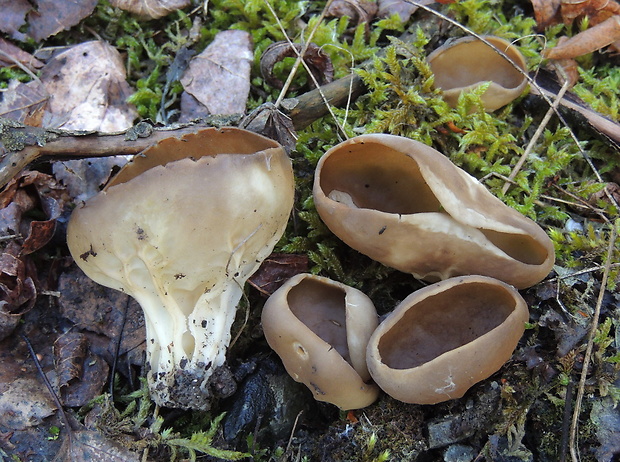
[262,273,380,409]
[366,275,529,404]
[313,134,555,289]
[427,36,528,111]
[67,127,294,410]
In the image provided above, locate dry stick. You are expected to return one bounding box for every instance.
[501,68,571,195]
[406,1,619,212]
[568,223,617,462]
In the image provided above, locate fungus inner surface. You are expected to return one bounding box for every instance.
[377,282,517,369]
[287,278,349,361]
[430,40,524,90]
[321,143,442,214]
[322,142,549,267]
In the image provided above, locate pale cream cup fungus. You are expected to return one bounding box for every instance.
[427,36,528,111]
[366,275,529,404]
[313,134,555,289]
[261,273,380,410]
[66,127,295,410]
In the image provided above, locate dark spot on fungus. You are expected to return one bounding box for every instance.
[80,245,97,261]
[201,320,207,328]
[174,273,186,279]
[136,227,147,240]
[378,226,387,235]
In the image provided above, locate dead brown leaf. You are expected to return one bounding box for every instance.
[27,0,98,42]
[0,79,48,124]
[109,0,190,19]
[248,253,309,297]
[260,41,334,91]
[377,0,437,22]
[0,243,36,341]
[0,37,44,70]
[327,0,378,24]
[0,170,69,254]
[543,15,620,59]
[180,30,253,117]
[54,332,110,407]
[530,0,562,29]
[39,41,138,132]
[0,377,56,430]
[58,265,145,371]
[0,0,31,41]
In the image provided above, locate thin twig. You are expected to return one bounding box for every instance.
[264,0,350,139]
[110,297,132,400]
[271,0,334,107]
[569,223,617,462]
[502,65,571,194]
[21,334,73,447]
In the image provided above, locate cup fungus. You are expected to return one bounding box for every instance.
[313,134,555,289]
[366,275,529,404]
[66,127,294,410]
[427,36,528,111]
[262,273,380,410]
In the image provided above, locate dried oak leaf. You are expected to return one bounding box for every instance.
[39,41,138,132]
[27,0,98,42]
[260,41,334,90]
[180,30,253,117]
[109,0,190,19]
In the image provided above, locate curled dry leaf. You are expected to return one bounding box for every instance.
[327,0,378,24]
[0,170,69,254]
[240,103,298,153]
[109,0,190,19]
[260,41,334,90]
[560,0,620,25]
[53,331,110,407]
[39,41,138,132]
[54,331,87,390]
[543,15,620,59]
[530,0,562,29]
[0,242,36,341]
[180,30,252,117]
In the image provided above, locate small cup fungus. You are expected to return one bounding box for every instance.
[261,273,380,410]
[313,134,555,289]
[67,127,294,410]
[427,36,528,111]
[366,275,529,404]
